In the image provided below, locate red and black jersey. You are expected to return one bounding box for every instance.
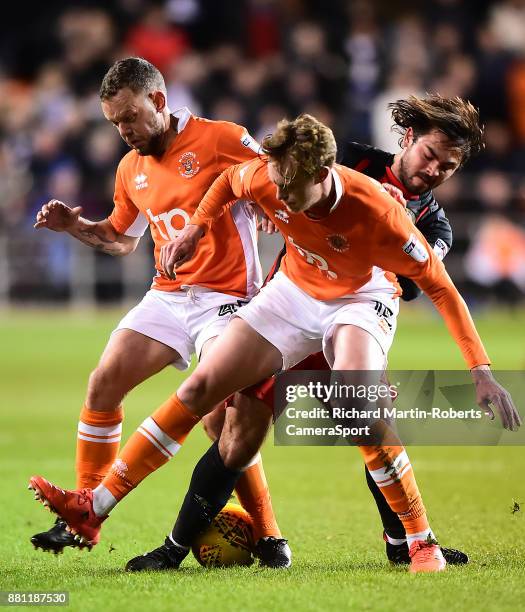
[263,141,453,301]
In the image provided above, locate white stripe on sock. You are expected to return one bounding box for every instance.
[138,427,172,458]
[77,434,121,443]
[406,529,434,548]
[242,452,261,470]
[168,533,190,551]
[385,534,407,546]
[140,417,181,456]
[78,422,122,437]
[368,450,411,487]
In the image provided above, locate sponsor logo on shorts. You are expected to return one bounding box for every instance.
[218,300,248,316]
[378,318,392,335]
[373,301,394,319]
[178,151,200,178]
[373,300,394,335]
[402,233,429,263]
[326,233,349,253]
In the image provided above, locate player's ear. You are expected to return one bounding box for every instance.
[315,166,330,183]
[150,91,166,112]
[402,127,415,149]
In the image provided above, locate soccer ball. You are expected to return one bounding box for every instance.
[192,503,255,567]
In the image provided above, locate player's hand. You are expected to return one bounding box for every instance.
[257,214,278,234]
[34,200,83,232]
[246,202,279,234]
[160,224,204,279]
[471,366,521,431]
[383,183,406,207]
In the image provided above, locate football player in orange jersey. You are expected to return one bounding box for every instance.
[30,113,521,573]
[30,57,291,567]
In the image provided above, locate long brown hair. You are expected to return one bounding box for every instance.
[389,94,484,164]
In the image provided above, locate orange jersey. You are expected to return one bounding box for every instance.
[191,158,489,368]
[108,107,261,298]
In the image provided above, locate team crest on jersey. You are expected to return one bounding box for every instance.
[134,173,148,190]
[275,209,289,223]
[178,151,200,179]
[326,234,349,253]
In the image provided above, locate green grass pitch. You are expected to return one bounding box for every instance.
[1,305,524,611]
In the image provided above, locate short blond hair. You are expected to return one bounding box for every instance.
[261,114,337,178]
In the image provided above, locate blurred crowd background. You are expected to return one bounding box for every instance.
[1,0,524,307]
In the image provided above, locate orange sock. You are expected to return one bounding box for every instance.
[100,393,200,500]
[76,405,123,489]
[235,454,281,541]
[359,445,429,537]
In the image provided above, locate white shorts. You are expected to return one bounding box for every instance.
[235,272,399,370]
[114,288,248,370]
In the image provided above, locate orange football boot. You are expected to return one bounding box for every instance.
[28,476,105,547]
[409,539,447,573]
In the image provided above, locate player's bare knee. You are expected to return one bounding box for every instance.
[179,372,214,408]
[85,365,126,411]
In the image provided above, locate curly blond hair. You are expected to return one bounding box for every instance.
[261,114,337,178]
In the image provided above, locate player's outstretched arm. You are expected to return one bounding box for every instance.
[399,206,452,301]
[373,204,521,431]
[34,199,139,256]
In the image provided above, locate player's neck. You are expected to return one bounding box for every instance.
[305,173,336,219]
[390,153,404,186]
[153,113,179,158]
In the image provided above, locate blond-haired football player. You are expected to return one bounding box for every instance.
[30,113,520,573]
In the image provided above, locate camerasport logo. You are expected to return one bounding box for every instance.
[326,234,349,253]
[178,151,200,178]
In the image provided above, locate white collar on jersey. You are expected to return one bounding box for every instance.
[328,167,343,214]
[171,107,192,133]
